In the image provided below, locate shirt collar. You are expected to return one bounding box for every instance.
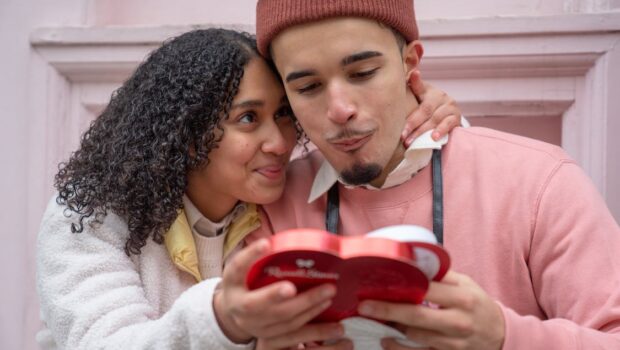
[182,195,247,237]
[308,130,448,203]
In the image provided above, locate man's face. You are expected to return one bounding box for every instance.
[271,17,422,186]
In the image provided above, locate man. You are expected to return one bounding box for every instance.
[215,1,620,349]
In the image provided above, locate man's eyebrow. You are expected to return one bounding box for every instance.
[285,70,316,83]
[231,100,263,109]
[341,51,383,66]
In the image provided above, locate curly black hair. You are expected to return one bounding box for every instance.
[55,28,280,256]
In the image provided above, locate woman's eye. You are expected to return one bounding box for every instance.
[351,67,379,79]
[238,112,256,124]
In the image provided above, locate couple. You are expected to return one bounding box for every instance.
[36,0,620,349]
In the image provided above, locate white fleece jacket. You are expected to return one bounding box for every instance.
[36,197,253,350]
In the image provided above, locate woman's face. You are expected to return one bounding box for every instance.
[186,57,297,221]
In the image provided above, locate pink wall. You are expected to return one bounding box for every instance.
[86,0,620,25]
[1,2,89,349]
[470,116,562,146]
[2,1,619,349]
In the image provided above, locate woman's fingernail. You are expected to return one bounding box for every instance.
[279,283,295,298]
[358,302,373,315]
[322,285,336,298]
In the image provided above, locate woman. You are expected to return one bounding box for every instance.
[36,28,461,349]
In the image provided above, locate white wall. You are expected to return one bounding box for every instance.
[1,1,619,349]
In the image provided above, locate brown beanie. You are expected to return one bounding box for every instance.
[256,0,418,57]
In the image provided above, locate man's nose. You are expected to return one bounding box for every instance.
[326,82,356,124]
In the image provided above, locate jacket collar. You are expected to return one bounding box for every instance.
[164,203,261,282]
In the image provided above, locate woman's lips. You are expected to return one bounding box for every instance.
[255,165,285,180]
[331,134,372,153]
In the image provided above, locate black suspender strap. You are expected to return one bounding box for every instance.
[325,183,340,234]
[325,149,444,244]
[431,149,444,244]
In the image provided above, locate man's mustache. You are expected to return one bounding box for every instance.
[325,127,375,142]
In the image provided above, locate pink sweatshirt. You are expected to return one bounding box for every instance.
[250,127,620,349]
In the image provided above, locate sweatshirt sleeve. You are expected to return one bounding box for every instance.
[501,161,620,349]
[36,200,255,350]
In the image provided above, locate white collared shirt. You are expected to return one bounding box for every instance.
[308,130,449,203]
[182,195,246,237]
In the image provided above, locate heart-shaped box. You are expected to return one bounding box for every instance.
[246,225,450,322]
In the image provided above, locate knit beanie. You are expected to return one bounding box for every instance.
[256,0,418,57]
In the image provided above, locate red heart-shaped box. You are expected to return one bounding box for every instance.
[246,228,449,322]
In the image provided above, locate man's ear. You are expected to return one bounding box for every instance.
[403,40,424,80]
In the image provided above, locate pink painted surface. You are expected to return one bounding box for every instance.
[87,0,620,26]
[89,0,257,26]
[2,1,620,349]
[1,2,89,349]
[470,116,562,146]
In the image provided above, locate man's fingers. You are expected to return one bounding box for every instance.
[359,300,474,336]
[259,323,346,349]
[438,270,465,284]
[222,238,271,287]
[358,302,435,331]
[424,271,474,308]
